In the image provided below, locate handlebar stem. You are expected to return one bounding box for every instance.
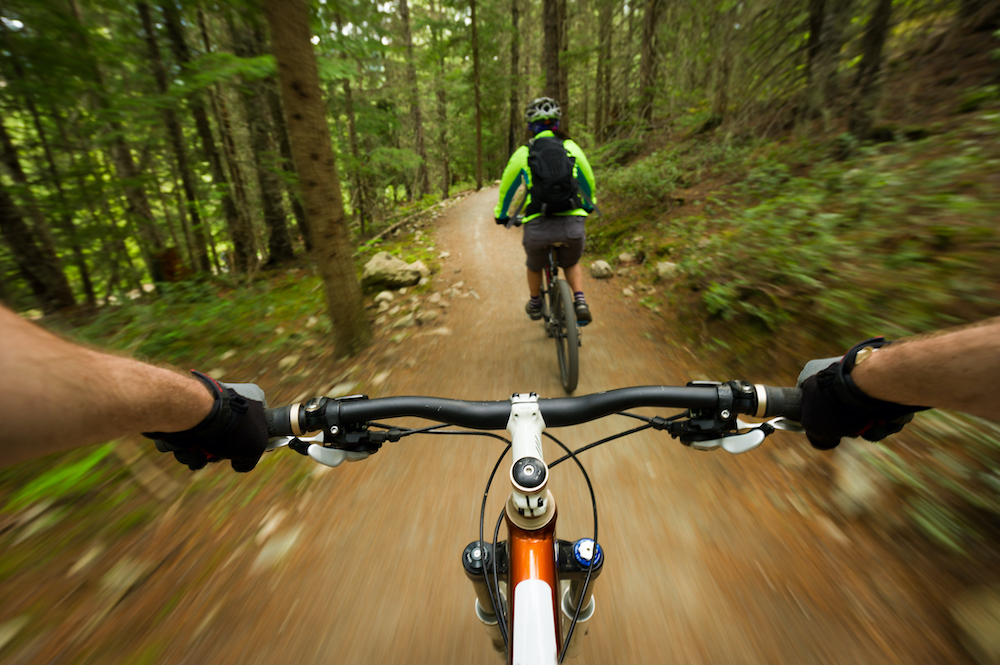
[506,393,554,528]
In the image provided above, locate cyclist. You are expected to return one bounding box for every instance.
[495,97,597,326]
[2,303,998,469]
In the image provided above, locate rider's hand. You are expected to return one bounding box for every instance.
[495,216,509,226]
[144,371,269,472]
[798,338,928,450]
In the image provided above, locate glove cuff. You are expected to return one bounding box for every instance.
[834,338,892,408]
[834,338,929,417]
[142,371,229,440]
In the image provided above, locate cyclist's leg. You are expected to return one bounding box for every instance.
[527,268,543,298]
[553,217,592,325]
[522,225,549,320]
[564,263,583,293]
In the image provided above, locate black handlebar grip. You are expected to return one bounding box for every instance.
[265,405,296,437]
[761,386,802,422]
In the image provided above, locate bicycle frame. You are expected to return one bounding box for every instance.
[265,384,805,664]
[486,393,598,664]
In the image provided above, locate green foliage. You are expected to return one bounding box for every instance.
[867,411,1000,555]
[628,120,1000,342]
[602,151,684,212]
[591,138,646,166]
[594,110,1000,555]
[3,443,115,513]
[958,85,1000,113]
[183,53,277,91]
[70,273,328,366]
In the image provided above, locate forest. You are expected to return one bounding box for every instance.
[5,0,996,330]
[2,0,1000,661]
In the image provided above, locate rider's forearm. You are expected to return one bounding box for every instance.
[851,317,1000,421]
[0,306,215,467]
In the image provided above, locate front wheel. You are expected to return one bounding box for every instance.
[553,279,579,393]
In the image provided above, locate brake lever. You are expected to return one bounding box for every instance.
[687,413,805,454]
[688,428,769,454]
[736,417,805,433]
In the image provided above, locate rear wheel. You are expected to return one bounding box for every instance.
[552,279,579,393]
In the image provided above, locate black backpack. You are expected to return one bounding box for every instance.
[526,136,582,216]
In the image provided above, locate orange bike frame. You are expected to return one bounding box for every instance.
[506,512,561,662]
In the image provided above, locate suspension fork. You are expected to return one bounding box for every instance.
[463,394,601,662]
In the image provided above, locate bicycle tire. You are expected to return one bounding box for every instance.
[553,278,579,393]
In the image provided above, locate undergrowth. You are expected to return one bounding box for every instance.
[594,105,1000,555]
[598,109,1000,344]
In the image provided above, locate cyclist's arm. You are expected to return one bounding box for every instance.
[495,147,529,219]
[851,317,1000,421]
[0,305,214,467]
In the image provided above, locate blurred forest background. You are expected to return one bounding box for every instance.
[3,0,1000,660]
[4,0,996,328]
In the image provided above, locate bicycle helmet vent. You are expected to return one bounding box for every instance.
[525,97,561,122]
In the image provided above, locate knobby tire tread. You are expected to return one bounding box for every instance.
[554,279,579,393]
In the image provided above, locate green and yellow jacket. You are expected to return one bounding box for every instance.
[494,130,597,223]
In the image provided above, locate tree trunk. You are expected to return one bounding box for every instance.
[507,0,522,157]
[68,0,164,284]
[162,1,250,267]
[849,0,893,139]
[233,22,294,266]
[399,0,431,198]
[806,0,826,85]
[805,0,852,121]
[959,0,1000,31]
[264,79,311,251]
[343,78,370,234]
[557,0,569,128]
[0,182,75,312]
[264,0,371,354]
[334,13,372,232]
[710,6,733,122]
[0,20,96,305]
[596,0,613,138]
[432,3,451,200]
[0,117,66,290]
[153,153,186,262]
[138,2,211,273]
[53,111,119,302]
[33,110,96,306]
[543,0,560,99]
[471,0,484,190]
[638,0,664,124]
[196,7,256,273]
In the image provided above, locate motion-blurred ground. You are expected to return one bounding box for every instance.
[0,190,990,663]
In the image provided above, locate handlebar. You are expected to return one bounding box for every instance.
[264,382,802,443]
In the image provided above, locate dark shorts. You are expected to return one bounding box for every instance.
[522,215,586,271]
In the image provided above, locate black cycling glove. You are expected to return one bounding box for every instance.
[495,216,509,226]
[144,371,269,472]
[799,338,929,450]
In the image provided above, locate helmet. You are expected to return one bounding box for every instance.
[525,97,561,123]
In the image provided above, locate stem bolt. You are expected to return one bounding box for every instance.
[720,409,731,419]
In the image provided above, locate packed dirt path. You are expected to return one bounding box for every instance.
[7,189,971,664]
[191,189,963,665]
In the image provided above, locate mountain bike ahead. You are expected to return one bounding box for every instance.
[540,244,579,393]
[263,380,804,665]
[506,214,580,393]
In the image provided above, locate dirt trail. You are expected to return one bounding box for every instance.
[13,189,969,664]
